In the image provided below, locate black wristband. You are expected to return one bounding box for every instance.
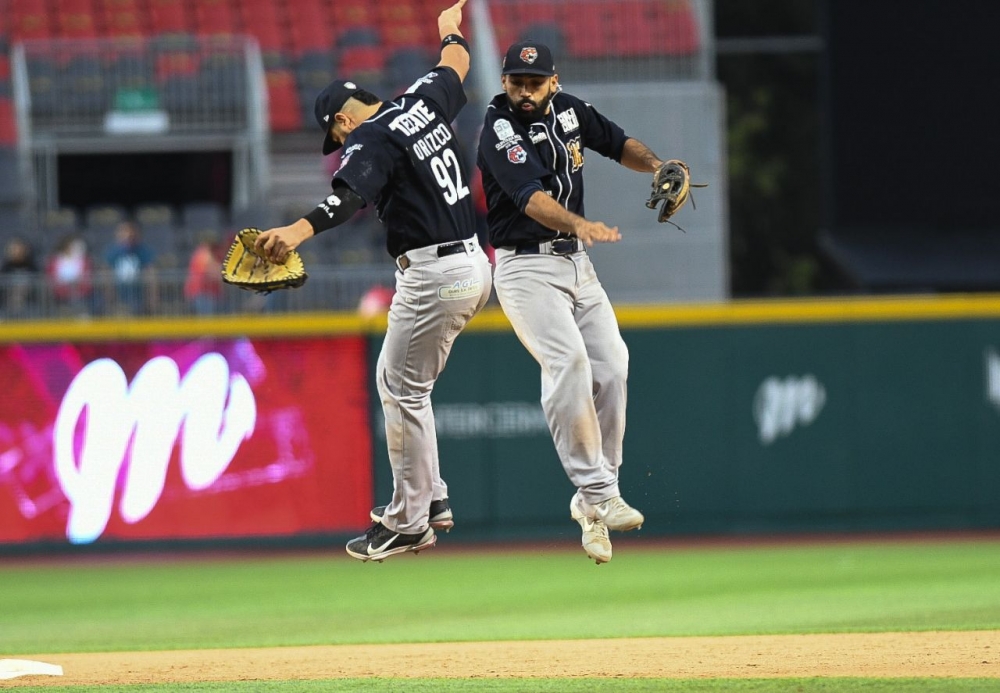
[441,34,469,53]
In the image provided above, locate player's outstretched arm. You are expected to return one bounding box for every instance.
[524,190,621,247]
[437,0,470,82]
[620,137,664,174]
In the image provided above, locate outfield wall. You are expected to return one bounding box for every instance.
[3,295,1000,550]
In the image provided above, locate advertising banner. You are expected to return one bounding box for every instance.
[0,337,372,546]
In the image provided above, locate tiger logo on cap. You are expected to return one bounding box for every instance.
[520,47,538,64]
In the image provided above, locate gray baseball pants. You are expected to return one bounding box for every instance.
[378,236,492,534]
[493,245,628,506]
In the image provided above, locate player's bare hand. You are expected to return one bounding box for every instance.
[572,219,621,246]
[255,223,311,264]
[438,0,467,31]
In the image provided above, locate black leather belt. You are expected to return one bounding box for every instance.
[514,238,584,256]
[397,241,467,271]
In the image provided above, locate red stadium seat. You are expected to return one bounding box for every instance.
[102,11,145,38]
[382,22,425,50]
[266,68,302,131]
[155,51,199,81]
[656,2,699,54]
[58,12,99,39]
[11,12,53,40]
[0,98,16,145]
[331,3,375,29]
[195,0,239,36]
[337,45,383,78]
[148,0,192,34]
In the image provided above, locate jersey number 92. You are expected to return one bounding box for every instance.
[430,149,470,206]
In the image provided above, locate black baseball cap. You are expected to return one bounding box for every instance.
[501,41,556,77]
[314,79,361,155]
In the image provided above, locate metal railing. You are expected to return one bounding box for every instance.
[0,264,398,321]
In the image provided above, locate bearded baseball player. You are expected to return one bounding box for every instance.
[254,0,491,562]
[477,41,672,564]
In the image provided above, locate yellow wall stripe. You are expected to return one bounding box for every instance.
[4,294,1000,343]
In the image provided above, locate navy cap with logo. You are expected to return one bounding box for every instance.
[501,41,556,77]
[314,79,361,155]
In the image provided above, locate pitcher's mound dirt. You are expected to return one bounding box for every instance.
[4,631,998,687]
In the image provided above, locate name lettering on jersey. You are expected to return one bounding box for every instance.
[343,143,364,156]
[530,129,548,144]
[412,122,454,161]
[318,193,342,219]
[405,71,438,94]
[493,118,523,150]
[438,277,482,301]
[566,136,584,172]
[389,100,437,137]
[507,144,527,164]
[556,108,579,133]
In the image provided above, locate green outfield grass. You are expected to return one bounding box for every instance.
[3,538,1000,692]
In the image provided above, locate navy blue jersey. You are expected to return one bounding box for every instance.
[476,91,628,248]
[333,66,475,258]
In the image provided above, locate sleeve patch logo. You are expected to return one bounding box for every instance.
[344,143,364,156]
[493,118,523,149]
[506,144,527,164]
[493,119,515,140]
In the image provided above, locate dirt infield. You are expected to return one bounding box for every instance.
[3,631,998,686]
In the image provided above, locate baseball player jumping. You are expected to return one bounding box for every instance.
[254,0,490,562]
[477,41,670,564]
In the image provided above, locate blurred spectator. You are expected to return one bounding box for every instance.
[0,236,40,317]
[105,220,157,315]
[184,231,224,315]
[357,284,395,318]
[47,233,94,316]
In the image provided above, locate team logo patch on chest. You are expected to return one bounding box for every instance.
[507,144,527,164]
[438,277,482,300]
[556,108,579,132]
[566,136,584,172]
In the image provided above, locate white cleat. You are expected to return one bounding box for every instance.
[592,495,645,532]
[570,494,612,564]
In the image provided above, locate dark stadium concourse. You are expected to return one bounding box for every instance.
[57,151,233,210]
[818,0,1000,292]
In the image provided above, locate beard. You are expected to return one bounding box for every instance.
[506,89,555,123]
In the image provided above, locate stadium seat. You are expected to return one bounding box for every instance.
[180,201,227,232]
[194,0,239,36]
[0,148,20,206]
[385,47,435,91]
[295,49,335,97]
[12,11,53,41]
[58,12,99,39]
[135,203,176,227]
[335,25,380,50]
[382,22,426,50]
[40,207,81,235]
[102,11,146,38]
[336,45,383,81]
[656,2,700,55]
[266,69,303,131]
[0,98,15,144]
[149,0,192,34]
